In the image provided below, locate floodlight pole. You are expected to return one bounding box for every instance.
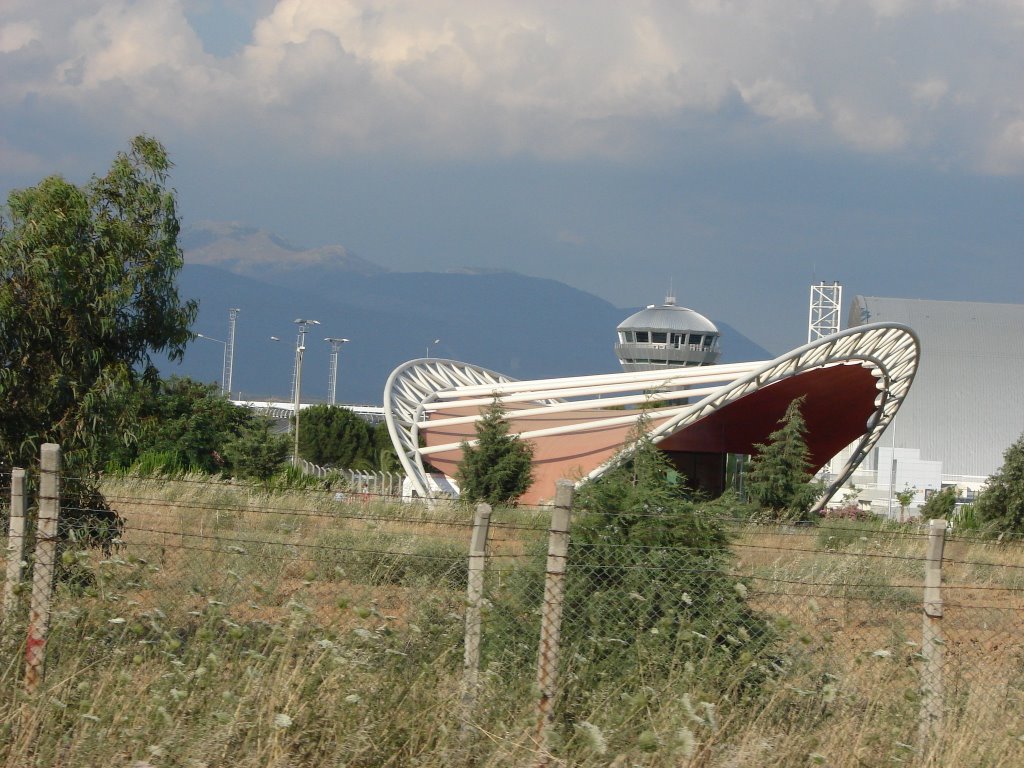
[224,308,240,397]
[427,338,440,358]
[325,337,350,406]
[292,318,320,467]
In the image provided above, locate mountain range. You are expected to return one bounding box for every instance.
[169,223,772,405]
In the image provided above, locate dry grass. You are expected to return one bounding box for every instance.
[1,478,1023,766]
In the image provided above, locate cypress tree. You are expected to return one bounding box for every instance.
[745,396,823,521]
[455,398,534,506]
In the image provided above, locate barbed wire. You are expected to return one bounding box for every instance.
[54,499,1024,576]
[945,531,1024,544]
[562,537,931,564]
[746,588,1023,612]
[16,478,1024,599]
[117,523,471,559]
[63,498,477,530]
[742,571,1024,594]
[68,471,1024,543]
[88,538,467,570]
[488,520,562,533]
[721,517,935,539]
[79,470,562,510]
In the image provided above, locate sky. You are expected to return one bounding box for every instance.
[2,0,1023,355]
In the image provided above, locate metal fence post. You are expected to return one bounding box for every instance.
[3,468,28,621]
[461,502,492,734]
[919,517,946,752]
[534,480,574,766]
[25,444,61,695]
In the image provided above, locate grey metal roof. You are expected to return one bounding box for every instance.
[617,302,719,334]
[849,296,1024,479]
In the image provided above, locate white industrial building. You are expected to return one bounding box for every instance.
[833,295,1024,516]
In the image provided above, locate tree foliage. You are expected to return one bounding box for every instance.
[485,418,774,724]
[920,486,958,520]
[0,135,196,551]
[744,397,822,521]
[455,398,534,506]
[975,432,1024,535]
[297,405,376,469]
[894,485,916,522]
[372,421,402,473]
[105,377,265,475]
[225,421,290,486]
[0,135,197,470]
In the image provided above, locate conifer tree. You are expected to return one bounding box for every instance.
[555,416,773,714]
[297,404,375,469]
[455,398,534,506]
[744,396,822,521]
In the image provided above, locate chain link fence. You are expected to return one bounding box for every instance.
[3,455,1024,766]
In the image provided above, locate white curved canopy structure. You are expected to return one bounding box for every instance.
[385,323,920,507]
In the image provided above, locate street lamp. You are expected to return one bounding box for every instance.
[426,338,440,358]
[292,319,320,467]
[195,307,240,397]
[196,333,228,395]
[325,337,350,406]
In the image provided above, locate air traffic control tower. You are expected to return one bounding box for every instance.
[614,295,722,372]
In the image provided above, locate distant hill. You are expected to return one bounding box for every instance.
[182,221,387,278]
[167,226,772,404]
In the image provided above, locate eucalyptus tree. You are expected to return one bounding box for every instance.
[0,135,196,470]
[0,136,196,546]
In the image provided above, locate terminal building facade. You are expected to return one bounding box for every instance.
[385,295,920,507]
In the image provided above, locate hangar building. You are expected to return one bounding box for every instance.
[848,296,1024,485]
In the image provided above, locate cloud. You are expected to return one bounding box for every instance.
[736,79,820,122]
[982,119,1024,175]
[3,0,1024,173]
[556,229,585,247]
[910,78,949,109]
[0,137,44,174]
[830,101,909,152]
[0,21,39,53]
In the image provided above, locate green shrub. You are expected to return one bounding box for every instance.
[953,502,980,532]
[975,432,1024,536]
[484,418,778,740]
[129,449,191,477]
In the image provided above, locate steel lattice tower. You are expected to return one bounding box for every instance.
[808,281,843,343]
